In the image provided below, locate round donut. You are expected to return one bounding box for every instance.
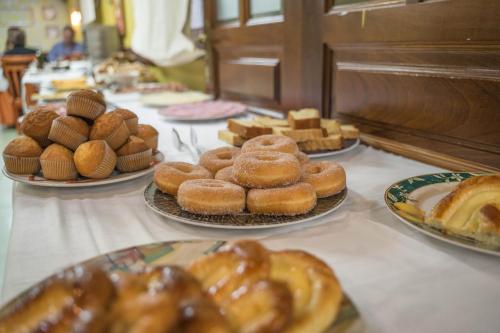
[247,182,317,216]
[199,147,241,174]
[301,161,346,198]
[295,151,310,165]
[154,162,212,195]
[232,151,301,188]
[177,179,245,215]
[241,134,299,155]
[215,165,236,184]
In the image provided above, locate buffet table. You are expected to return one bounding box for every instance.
[2,93,500,333]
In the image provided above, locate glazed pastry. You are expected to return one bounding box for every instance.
[74,140,117,179]
[40,144,78,180]
[295,151,310,165]
[66,89,106,120]
[177,179,246,215]
[154,162,212,195]
[20,107,59,147]
[427,175,500,247]
[90,112,130,150]
[301,161,346,198]
[111,108,139,134]
[241,134,299,155]
[48,115,89,151]
[115,136,152,172]
[136,124,159,151]
[2,136,42,174]
[199,146,241,174]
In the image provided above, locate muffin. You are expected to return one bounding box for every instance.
[90,112,130,150]
[20,107,59,147]
[48,116,90,151]
[136,124,158,151]
[2,136,42,174]
[66,89,106,120]
[111,108,138,134]
[115,136,152,172]
[40,144,77,180]
[74,140,117,179]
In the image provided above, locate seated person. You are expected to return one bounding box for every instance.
[3,27,37,55]
[48,26,85,61]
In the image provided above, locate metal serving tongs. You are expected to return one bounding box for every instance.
[189,126,205,157]
[171,128,199,162]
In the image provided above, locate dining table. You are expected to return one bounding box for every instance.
[2,75,500,333]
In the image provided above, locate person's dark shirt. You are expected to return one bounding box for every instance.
[3,46,37,56]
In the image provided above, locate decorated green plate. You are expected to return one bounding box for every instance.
[0,240,362,333]
[385,172,500,256]
[144,182,347,229]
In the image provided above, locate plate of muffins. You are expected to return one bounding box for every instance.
[2,89,164,187]
[145,134,347,229]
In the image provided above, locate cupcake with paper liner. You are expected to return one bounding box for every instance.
[66,89,106,120]
[111,108,138,134]
[90,112,130,150]
[48,115,89,151]
[40,144,77,180]
[136,124,158,151]
[20,107,59,147]
[115,136,152,172]
[2,136,42,174]
[74,140,117,179]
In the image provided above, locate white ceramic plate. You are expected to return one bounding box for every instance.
[308,139,360,158]
[141,91,212,107]
[2,151,164,188]
[385,172,500,256]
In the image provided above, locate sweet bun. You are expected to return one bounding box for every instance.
[40,144,77,180]
[2,136,42,174]
[301,161,346,198]
[66,89,106,120]
[154,162,212,195]
[136,124,159,151]
[48,115,89,150]
[199,146,241,174]
[74,140,117,179]
[111,108,138,134]
[115,136,152,172]
[90,112,130,149]
[20,107,59,147]
[241,134,299,155]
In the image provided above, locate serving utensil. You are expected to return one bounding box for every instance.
[190,126,204,156]
[171,128,199,162]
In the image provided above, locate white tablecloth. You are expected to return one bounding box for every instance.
[3,95,500,333]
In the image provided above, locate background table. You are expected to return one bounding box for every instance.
[2,93,500,333]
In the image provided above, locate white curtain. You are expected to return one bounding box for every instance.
[80,0,96,25]
[131,0,204,67]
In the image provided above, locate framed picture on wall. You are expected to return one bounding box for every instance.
[42,5,57,21]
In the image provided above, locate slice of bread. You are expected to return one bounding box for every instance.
[227,119,272,139]
[287,108,321,129]
[218,130,246,147]
[298,134,343,152]
[340,125,360,139]
[320,119,341,135]
[253,116,288,128]
[273,127,327,142]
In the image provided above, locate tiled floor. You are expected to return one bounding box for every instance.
[0,127,16,291]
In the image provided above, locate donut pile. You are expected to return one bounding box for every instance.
[154,134,346,216]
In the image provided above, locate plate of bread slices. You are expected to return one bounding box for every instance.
[0,239,362,333]
[218,108,360,157]
[2,89,163,187]
[385,172,500,256]
[147,134,347,229]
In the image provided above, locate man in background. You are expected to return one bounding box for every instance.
[48,26,84,61]
[3,27,37,55]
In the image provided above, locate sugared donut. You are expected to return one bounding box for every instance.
[247,182,317,216]
[302,161,346,198]
[199,147,241,174]
[241,134,299,155]
[233,151,301,188]
[177,179,246,215]
[154,162,212,195]
[296,151,310,165]
[215,165,236,184]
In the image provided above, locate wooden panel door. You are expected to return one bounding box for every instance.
[323,0,500,171]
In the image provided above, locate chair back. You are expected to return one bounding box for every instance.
[1,54,36,100]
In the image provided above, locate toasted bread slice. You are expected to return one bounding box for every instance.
[253,116,288,128]
[287,109,321,129]
[320,119,341,135]
[273,127,327,142]
[298,134,343,152]
[340,125,360,139]
[218,130,246,147]
[227,119,272,139]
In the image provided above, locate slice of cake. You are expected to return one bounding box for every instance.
[287,108,321,129]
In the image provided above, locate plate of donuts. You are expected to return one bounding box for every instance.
[146,135,348,229]
[0,239,362,333]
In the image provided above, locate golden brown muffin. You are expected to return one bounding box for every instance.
[20,107,59,147]
[90,112,130,150]
[48,115,89,151]
[66,89,106,120]
[74,140,117,179]
[115,136,152,172]
[3,136,42,175]
[40,144,78,180]
[111,108,139,134]
[136,124,159,151]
